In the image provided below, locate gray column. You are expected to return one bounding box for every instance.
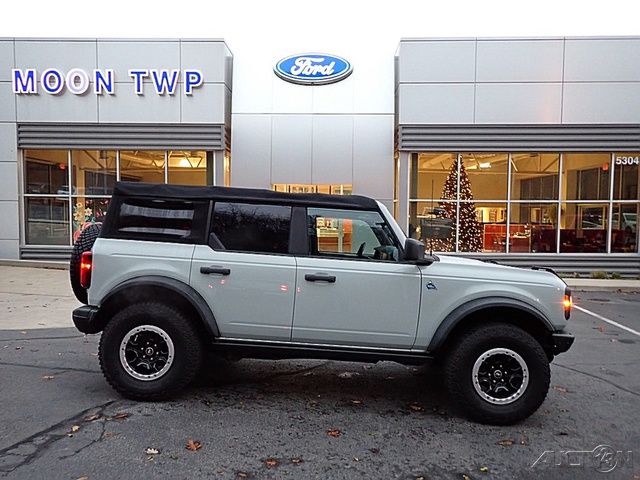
[0,123,19,259]
[397,151,411,233]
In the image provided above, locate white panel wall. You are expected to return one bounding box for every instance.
[397,37,640,125]
[564,38,640,82]
[475,83,563,123]
[271,115,312,184]
[563,83,640,123]
[398,41,476,82]
[353,116,394,200]
[312,116,353,184]
[399,84,475,124]
[0,40,14,81]
[230,115,271,188]
[476,39,564,82]
[230,40,395,201]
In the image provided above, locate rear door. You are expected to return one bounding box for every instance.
[292,207,422,348]
[190,202,297,341]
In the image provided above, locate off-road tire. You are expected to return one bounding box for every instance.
[443,322,550,425]
[99,302,203,400]
[69,223,102,304]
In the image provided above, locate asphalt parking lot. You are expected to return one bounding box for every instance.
[0,266,638,479]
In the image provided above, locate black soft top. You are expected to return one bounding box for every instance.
[113,182,379,210]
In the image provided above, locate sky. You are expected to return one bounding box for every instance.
[1,0,638,51]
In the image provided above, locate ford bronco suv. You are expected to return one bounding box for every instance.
[70,182,574,425]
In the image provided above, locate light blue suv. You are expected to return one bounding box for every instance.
[70,182,574,425]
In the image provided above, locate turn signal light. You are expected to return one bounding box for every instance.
[563,288,572,320]
[80,252,93,289]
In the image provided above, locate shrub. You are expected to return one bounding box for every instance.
[590,271,607,279]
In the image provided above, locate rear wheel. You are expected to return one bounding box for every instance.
[443,323,550,425]
[69,223,102,304]
[99,302,203,400]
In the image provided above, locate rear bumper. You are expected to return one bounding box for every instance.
[550,331,574,355]
[72,305,102,334]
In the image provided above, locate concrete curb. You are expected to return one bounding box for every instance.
[0,259,68,270]
[563,278,640,292]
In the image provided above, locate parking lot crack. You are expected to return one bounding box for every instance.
[0,361,100,374]
[554,363,640,397]
[0,400,116,474]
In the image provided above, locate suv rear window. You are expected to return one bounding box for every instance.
[106,198,209,242]
[211,202,291,254]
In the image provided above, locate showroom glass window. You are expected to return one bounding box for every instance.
[407,151,638,254]
[509,153,560,253]
[611,153,639,253]
[560,153,611,253]
[22,149,211,246]
[23,149,70,245]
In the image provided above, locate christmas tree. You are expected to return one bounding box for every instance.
[429,161,482,252]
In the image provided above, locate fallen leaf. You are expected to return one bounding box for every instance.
[112,412,129,420]
[408,403,424,412]
[76,477,89,480]
[554,386,568,394]
[20,331,27,335]
[480,466,489,472]
[327,428,342,437]
[186,439,202,451]
[597,325,606,333]
[84,414,101,422]
[497,438,514,446]
[264,458,278,468]
[353,456,360,462]
[236,472,248,479]
[42,375,55,380]
[462,475,471,480]
[350,400,363,405]
[145,447,159,455]
[71,425,80,433]
[416,477,425,480]
[15,346,22,350]
[610,338,618,343]
[291,458,303,464]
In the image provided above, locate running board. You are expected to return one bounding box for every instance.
[211,338,433,365]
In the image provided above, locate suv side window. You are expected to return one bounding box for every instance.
[106,198,208,243]
[307,207,400,261]
[211,202,291,254]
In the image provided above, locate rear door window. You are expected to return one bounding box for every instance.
[108,198,208,242]
[211,202,291,254]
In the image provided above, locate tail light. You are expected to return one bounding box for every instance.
[563,287,572,320]
[80,251,93,289]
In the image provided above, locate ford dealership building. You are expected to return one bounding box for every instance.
[1,37,639,275]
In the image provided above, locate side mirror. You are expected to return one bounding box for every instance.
[404,238,436,266]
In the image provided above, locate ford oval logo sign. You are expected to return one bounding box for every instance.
[274,53,353,85]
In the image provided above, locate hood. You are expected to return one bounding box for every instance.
[425,254,567,288]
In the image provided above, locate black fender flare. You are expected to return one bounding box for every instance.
[98,275,220,337]
[427,296,554,352]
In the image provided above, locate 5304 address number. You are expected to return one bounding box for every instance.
[615,156,640,166]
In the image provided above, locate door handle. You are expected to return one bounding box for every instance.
[305,273,336,283]
[200,266,231,275]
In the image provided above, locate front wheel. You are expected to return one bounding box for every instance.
[99,302,203,400]
[443,323,550,425]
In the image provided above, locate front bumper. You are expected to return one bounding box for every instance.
[72,305,102,334]
[550,331,574,355]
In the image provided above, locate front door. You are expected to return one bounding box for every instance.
[292,207,422,348]
[190,201,296,341]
